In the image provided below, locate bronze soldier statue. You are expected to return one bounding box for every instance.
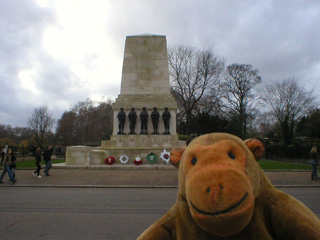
[162,107,171,134]
[128,107,137,134]
[117,108,126,134]
[140,107,149,134]
[151,107,160,134]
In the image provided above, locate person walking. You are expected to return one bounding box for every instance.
[33,147,42,178]
[310,146,318,180]
[43,146,52,176]
[1,145,8,165]
[1,148,5,166]
[0,148,17,184]
[9,150,17,180]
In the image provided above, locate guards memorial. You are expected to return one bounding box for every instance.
[66,34,185,165]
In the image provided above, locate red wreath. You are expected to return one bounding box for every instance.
[105,156,115,165]
[134,160,142,165]
[134,157,143,165]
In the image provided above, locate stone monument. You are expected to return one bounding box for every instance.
[66,34,185,165]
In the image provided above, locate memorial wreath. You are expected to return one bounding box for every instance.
[105,156,115,165]
[146,152,157,164]
[134,156,143,165]
[160,149,170,164]
[119,154,129,164]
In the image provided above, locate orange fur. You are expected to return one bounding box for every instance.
[138,133,320,240]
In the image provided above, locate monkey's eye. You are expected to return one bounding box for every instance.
[228,151,236,159]
[191,156,197,165]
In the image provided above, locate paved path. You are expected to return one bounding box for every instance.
[0,164,319,187]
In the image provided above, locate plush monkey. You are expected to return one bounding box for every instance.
[137,133,320,240]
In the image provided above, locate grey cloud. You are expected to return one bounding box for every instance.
[0,0,60,126]
[1,0,320,127]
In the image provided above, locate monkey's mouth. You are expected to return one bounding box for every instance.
[190,192,248,216]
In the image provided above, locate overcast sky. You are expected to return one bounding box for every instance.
[1,0,320,127]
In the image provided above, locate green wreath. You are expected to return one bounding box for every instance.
[146,152,158,164]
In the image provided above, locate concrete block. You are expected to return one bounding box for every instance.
[66,146,92,165]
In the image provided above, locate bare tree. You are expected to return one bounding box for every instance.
[27,106,55,148]
[168,45,225,134]
[56,98,113,146]
[71,99,93,144]
[251,111,279,138]
[220,64,262,137]
[262,77,316,144]
[56,111,77,146]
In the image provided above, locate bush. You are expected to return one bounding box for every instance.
[178,135,195,145]
[265,142,312,159]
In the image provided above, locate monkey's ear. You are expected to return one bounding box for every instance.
[170,147,186,168]
[244,139,265,161]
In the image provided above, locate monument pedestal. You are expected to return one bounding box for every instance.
[99,134,185,163]
[66,34,186,166]
[66,134,185,165]
[101,134,181,149]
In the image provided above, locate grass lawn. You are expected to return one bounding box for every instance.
[16,159,65,168]
[14,158,318,170]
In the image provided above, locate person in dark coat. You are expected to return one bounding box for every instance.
[33,147,42,178]
[9,150,17,180]
[1,149,5,166]
[0,148,17,183]
[43,146,53,176]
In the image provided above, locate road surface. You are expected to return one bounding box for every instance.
[0,187,319,240]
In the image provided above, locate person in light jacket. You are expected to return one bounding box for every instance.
[310,146,318,180]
